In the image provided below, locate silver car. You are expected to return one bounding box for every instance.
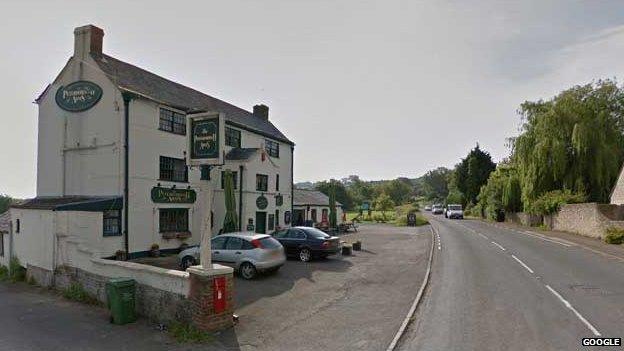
[178,232,286,279]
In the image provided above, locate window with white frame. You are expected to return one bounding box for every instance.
[159,108,186,135]
[265,139,279,158]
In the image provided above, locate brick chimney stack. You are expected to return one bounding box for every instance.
[73,24,104,60]
[253,104,269,120]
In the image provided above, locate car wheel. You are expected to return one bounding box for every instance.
[181,256,196,270]
[239,262,257,280]
[299,248,312,262]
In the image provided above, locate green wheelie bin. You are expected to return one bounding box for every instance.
[106,277,137,325]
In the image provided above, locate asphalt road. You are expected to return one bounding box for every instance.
[398,215,624,351]
[230,223,431,351]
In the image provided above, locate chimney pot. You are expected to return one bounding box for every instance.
[74,24,104,60]
[253,104,269,120]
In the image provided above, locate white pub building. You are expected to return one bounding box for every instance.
[10,24,294,270]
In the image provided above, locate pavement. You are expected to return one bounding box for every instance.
[0,223,432,351]
[0,283,218,351]
[397,214,624,351]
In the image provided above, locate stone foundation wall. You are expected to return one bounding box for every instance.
[53,265,192,324]
[26,264,54,287]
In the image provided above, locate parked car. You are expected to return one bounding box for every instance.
[446,204,464,219]
[271,227,341,262]
[432,204,444,215]
[177,232,286,279]
[424,205,432,211]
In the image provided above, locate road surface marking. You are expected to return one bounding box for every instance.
[521,231,572,247]
[545,285,601,336]
[511,254,534,274]
[478,233,489,240]
[491,241,506,251]
[386,226,436,351]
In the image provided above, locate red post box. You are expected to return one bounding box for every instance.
[213,276,227,313]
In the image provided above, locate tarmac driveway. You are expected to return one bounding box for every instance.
[216,223,432,351]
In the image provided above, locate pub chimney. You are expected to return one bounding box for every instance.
[253,104,269,120]
[73,24,104,60]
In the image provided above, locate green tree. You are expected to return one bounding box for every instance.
[374,193,394,220]
[0,195,13,214]
[455,144,496,205]
[421,167,451,202]
[383,179,413,205]
[316,180,354,210]
[502,172,523,212]
[513,80,624,207]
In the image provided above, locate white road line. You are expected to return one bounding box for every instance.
[478,233,489,240]
[545,285,601,336]
[521,231,572,247]
[511,254,534,274]
[491,241,506,251]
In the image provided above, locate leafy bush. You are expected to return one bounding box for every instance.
[9,257,26,282]
[527,190,586,215]
[605,227,624,245]
[62,283,99,305]
[0,265,8,281]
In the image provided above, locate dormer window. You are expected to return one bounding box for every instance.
[159,108,186,135]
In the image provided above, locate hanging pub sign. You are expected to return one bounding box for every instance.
[256,195,268,210]
[187,112,225,166]
[55,81,103,112]
[151,187,197,203]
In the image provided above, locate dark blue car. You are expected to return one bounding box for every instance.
[271,227,341,262]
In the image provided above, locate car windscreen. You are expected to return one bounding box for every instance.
[259,237,282,249]
[302,228,331,239]
[448,205,462,210]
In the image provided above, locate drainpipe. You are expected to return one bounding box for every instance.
[122,93,133,258]
[239,165,244,231]
[291,145,294,226]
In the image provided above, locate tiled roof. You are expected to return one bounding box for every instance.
[92,53,293,145]
[293,189,343,207]
[225,148,260,161]
[11,196,121,211]
[0,211,10,234]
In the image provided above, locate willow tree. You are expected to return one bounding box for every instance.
[513,80,624,207]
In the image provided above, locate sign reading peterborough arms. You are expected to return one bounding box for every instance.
[187,112,225,166]
[55,81,103,112]
[151,187,197,203]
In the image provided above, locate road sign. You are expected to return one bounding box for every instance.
[187,112,224,166]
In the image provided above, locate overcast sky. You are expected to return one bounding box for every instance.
[2,1,624,198]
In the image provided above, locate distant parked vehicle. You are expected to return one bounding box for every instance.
[432,205,444,215]
[446,204,464,219]
[178,232,285,279]
[271,227,341,262]
[424,205,432,211]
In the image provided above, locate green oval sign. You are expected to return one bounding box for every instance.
[256,195,268,210]
[56,81,103,112]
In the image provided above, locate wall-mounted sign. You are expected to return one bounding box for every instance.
[187,112,224,166]
[55,81,103,112]
[151,187,196,203]
[256,195,268,210]
[284,211,292,225]
[275,195,284,207]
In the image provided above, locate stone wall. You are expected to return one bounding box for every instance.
[26,264,53,287]
[506,212,542,227]
[549,203,624,239]
[53,265,193,325]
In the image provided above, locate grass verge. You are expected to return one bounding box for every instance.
[62,283,100,305]
[169,322,214,344]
